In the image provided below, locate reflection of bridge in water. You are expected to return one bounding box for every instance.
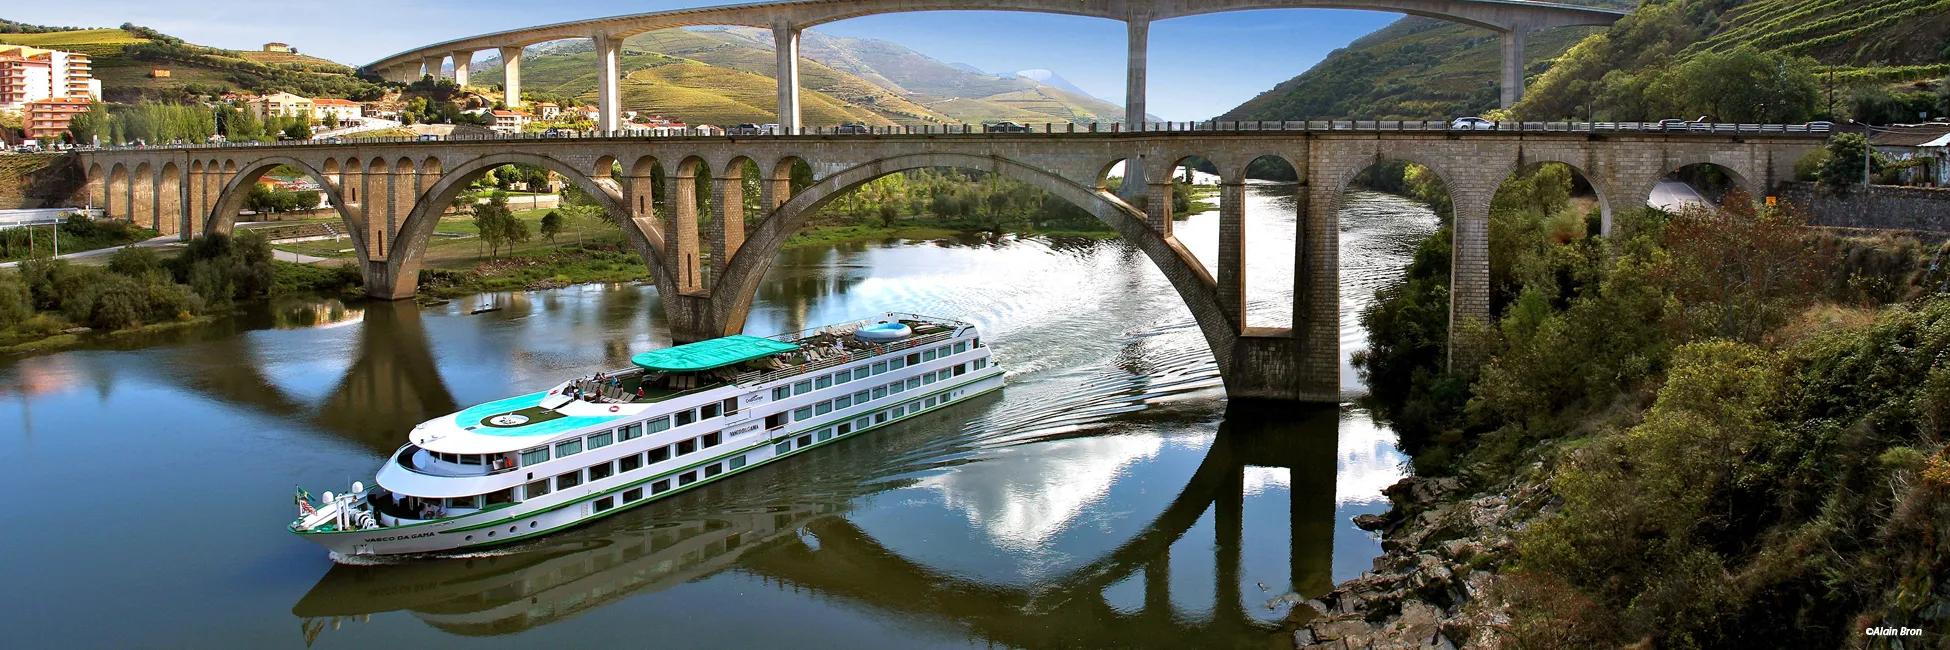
[292,401,1343,648]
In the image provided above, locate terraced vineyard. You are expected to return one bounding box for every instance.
[1685,0,1950,79]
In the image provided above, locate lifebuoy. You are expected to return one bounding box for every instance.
[609,405,620,413]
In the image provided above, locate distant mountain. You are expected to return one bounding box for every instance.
[950,62,985,74]
[0,25,379,102]
[473,27,1136,127]
[1008,69,1099,102]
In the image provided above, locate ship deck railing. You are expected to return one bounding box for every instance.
[734,329,958,387]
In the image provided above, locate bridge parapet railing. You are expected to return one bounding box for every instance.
[83,118,1835,152]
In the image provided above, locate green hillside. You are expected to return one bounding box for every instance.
[1225,0,1950,122]
[0,23,381,102]
[473,26,1129,128]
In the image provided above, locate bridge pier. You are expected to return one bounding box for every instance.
[1499,28,1528,108]
[452,51,472,87]
[594,33,622,134]
[499,46,523,107]
[773,23,802,133]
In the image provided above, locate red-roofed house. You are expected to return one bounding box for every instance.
[488,109,530,133]
[310,98,363,123]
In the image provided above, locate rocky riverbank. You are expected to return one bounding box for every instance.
[1288,471,1556,650]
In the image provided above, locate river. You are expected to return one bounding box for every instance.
[0,183,1438,648]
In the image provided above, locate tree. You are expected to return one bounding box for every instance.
[539,211,564,243]
[1650,193,1823,344]
[471,194,527,257]
[1817,132,1884,193]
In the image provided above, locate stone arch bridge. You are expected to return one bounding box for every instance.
[76,125,1824,402]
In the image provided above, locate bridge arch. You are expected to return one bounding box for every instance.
[701,151,1238,383]
[1500,151,1618,235]
[385,152,671,299]
[206,156,368,259]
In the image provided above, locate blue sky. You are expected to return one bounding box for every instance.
[9,1,1403,119]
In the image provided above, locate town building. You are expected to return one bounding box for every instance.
[487,109,530,133]
[264,43,291,53]
[311,98,364,124]
[0,45,99,110]
[250,92,314,119]
[1871,123,1950,188]
[534,102,560,121]
[24,96,91,141]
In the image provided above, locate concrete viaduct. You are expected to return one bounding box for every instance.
[75,125,1826,402]
[361,0,1629,133]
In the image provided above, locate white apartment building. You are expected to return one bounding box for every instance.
[0,45,100,109]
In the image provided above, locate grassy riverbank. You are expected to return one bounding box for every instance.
[1300,163,1950,648]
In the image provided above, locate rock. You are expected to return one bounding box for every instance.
[1293,628,1315,646]
[1313,618,1373,642]
[1353,513,1390,531]
[1305,599,1332,616]
[1430,633,1458,650]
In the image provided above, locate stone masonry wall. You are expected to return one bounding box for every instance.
[1780,181,1950,233]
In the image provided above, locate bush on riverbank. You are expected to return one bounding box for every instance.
[0,216,157,263]
[416,245,648,297]
[7,247,204,336]
[1354,166,1950,646]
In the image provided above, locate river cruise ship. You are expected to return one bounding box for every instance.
[290,313,1003,558]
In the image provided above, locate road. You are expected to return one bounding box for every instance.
[0,233,180,269]
[1648,180,1710,212]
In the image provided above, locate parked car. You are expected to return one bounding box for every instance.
[728,123,764,135]
[1656,118,1690,131]
[1805,121,1835,130]
[759,123,782,135]
[415,134,440,142]
[541,128,570,138]
[985,121,1032,133]
[1449,117,1496,131]
[835,123,872,134]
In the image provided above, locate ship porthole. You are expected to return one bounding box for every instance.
[465,535,473,541]
[510,526,518,533]
[530,521,538,528]
[487,531,495,537]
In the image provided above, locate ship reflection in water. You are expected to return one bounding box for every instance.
[293,400,1348,648]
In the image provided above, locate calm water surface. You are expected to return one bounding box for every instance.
[0,184,1436,649]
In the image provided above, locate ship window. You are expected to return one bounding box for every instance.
[525,480,551,499]
[556,470,582,490]
[906,352,921,365]
[875,412,888,424]
[793,380,812,395]
[449,495,479,509]
[890,357,905,370]
[797,435,812,448]
[816,375,833,389]
[729,455,746,470]
[648,446,671,463]
[922,349,936,362]
[906,401,921,413]
[872,361,887,374]
[595,496,615,513]
[815,401,832,415]
[702,432,721,448]
[835,395,852,409]
[794,406,813,421]
[587,432,613,449]
[619,423,643,441]
[651,479,671,494]
[954,364,966,376]
[835,370,852,385]
[555,439,582,457]
[589,461,614,481]
[955,342,967,354]
[854,417,869,430]
[923,373,936,385]
[873,386,888,399]
[890,382,905,395]
[619,453,643,473]
[766,412,788,429]
[485,488,515,506]
[702,402,721,419]
[460,454,483,465]
[772,386,790,400]
[520,448,549,466]
[679,471,698,486]
[675,409,696,426]
[906,378,920,390]
[721,397,738,415]
[974,358,987,370]
[677,439,696,456]
[705,463,723,478]
[926,396,938,408]
[818,428,833,442]
[775,442,791,455]
[852,390,868,404]
[647,416,671,433]
[623,487,643,503]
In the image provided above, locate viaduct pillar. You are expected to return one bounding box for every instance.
[421,56,441,81]
[499,46,524,108]
[773,23,802,133]
[594,33,622,134]
[1499,28,1528,108]
[1215,180,1247,325]
[451,51,472,87]
[1121,17,1151,203]
[713,170,746,266]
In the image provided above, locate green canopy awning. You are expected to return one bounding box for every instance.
[630,335,801,372]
